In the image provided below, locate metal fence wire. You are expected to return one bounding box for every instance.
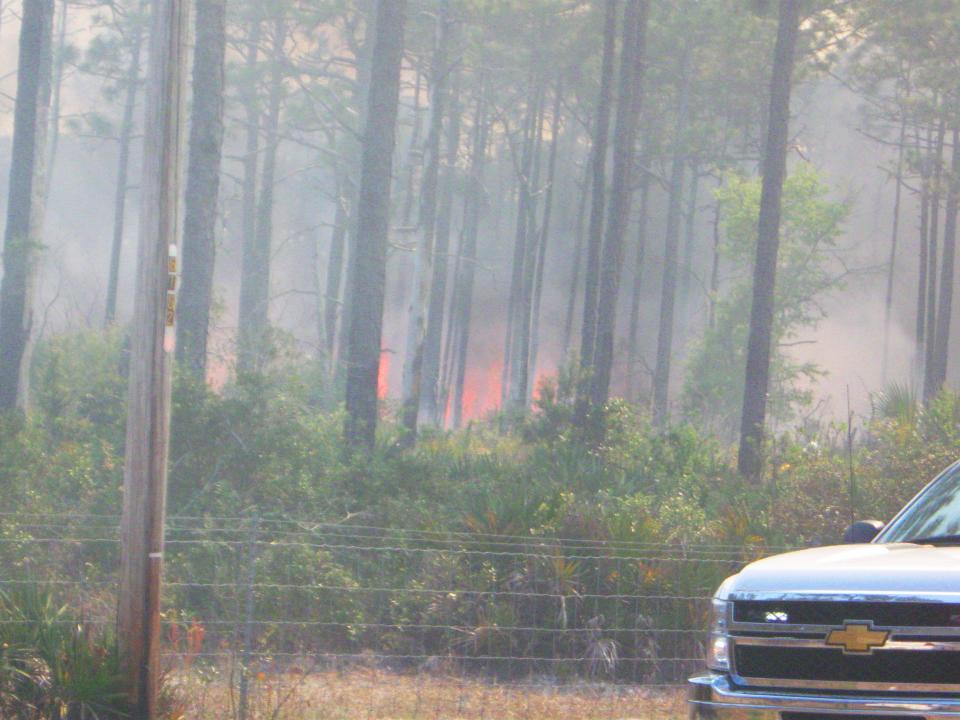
[0,512,785,719]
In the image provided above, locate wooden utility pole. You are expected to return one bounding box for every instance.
[117,0,188,715]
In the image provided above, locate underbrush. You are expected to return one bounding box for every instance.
[7,328,948,549]
[0,586,130,719]
[2,329,957,707]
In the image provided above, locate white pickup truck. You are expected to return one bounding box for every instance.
[690,461,960,720]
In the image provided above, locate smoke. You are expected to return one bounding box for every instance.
[0,6,950,432]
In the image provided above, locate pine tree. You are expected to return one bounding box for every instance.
[177,0,227,379]
[738,0,801,479]
[344,0,407,447]
[0,0,55,411]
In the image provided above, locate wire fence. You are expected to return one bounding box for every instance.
[0,512,782,719]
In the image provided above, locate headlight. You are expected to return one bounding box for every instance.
[706,597,730,671]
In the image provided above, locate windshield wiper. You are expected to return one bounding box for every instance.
[902,534,960,545]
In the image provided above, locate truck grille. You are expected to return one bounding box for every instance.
[782,715,920,720]
[734,600,960,627]
[734,645,960,685]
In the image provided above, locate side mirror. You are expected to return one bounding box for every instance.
[843,520,885,544]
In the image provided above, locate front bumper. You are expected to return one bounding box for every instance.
[689,674,960,719]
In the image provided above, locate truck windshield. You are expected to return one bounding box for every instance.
[879,463,960,544]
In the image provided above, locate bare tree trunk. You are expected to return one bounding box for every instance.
[44,0,67,202]
[0,0,54,411]
[105,8,145,326]
[245,17,285,373]
[401,2,449,438]
[343,0,407,447]
[528,76,564,401]
[652,58,690,427]
[450,88,488,429]
[880,114,907,385]
[737,0,800,480]
[678,164,700,346]
[916,131,930,375]
[236,16,262,374]
[708,182,722,330]
[575,0,617,419]
[626,165,650,402]
[401,66,424,227]
[176,0,227,380]
[323,171,348,366]
[500,79,538,411]
[508,81,546,411]
[419,66,461,427]
[931,127,960,395]
[924,119,946,402]
[589,0,647,422]
[562,154,591,356]
[335,2,375,382]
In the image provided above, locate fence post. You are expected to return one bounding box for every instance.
[237,512,260,720]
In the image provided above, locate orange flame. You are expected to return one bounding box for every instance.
[378,351,390,399]
[456,359,502,422]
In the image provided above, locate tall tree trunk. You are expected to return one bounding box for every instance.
[439,80,476,421]
[450,88,489,429]
[176,0,227,380]
[528,76,564,401]
[245,17,285,373]
[335,1,375,383]
[508,82,546,411]
[401,66,424,228]
[737,0,800,480]
[678,164,700,346]
[652,57,690,428]
[401,2,449,438]
[343,0,406,447]
[931,128,960,395]
[880,114,907,385]
[916,131,930,373]
[0,0,54,411]
[708,182,723,330]
[323,170,348,366]
[575,0,617,422]
[924,120,946,402]
[562,154,591,356]
[44,0,67,202]
[501,78,541,411]
[104,8,145,326]
[419,67,461,427]
[589,0,647,421]
[626,165,650,402]
[236,17,262,374]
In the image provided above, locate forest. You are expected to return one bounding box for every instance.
[1,0,960,718]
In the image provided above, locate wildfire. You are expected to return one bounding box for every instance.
[378,351,390,399]
[458,359,502,422]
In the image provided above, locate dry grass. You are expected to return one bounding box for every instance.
[167,669,687,720]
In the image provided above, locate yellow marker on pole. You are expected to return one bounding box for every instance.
[164,244,179,353]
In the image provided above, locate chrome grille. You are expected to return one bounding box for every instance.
[735,645,960,685]
[734,600,960,628]
[729,597,960,693]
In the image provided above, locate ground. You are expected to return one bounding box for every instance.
[168,670,687,720]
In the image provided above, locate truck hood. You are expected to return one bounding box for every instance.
[723,543,960,599]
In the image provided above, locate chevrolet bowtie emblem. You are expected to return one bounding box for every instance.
[826,622,890,654]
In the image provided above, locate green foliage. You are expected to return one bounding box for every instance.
[9,324,960,685]
[681,166,850,438]
[0,586,131,719]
